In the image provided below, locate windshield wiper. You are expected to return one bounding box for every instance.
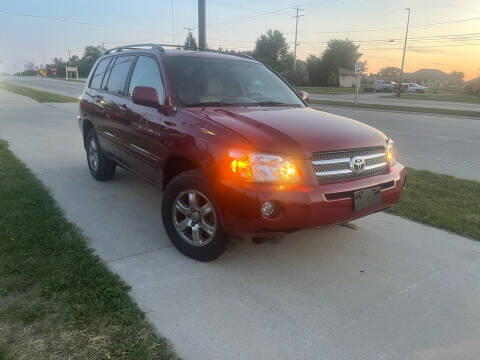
[248,101,300,107]
[185,101,241,107]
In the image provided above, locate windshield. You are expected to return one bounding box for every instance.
[165,56,304,108]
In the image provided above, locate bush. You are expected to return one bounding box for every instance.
[465,77,480,96]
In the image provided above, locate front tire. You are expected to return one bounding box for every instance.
[86,128,116,181]
[162,170,228,261]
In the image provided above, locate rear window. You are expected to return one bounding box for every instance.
[89,57,111,89]
[104,56,135,95]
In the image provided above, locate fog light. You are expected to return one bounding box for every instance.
[261,201,275,217]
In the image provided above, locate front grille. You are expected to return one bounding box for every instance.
[311,146,388,184]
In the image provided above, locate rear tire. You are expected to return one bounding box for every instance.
[86,128,116,181]
[162,170,228,261]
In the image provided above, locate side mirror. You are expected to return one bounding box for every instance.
[299,90,310,103]
[132,86,161,108]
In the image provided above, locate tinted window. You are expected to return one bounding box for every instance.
[105,56,135,95]
[90,58,111,89]
[128,56,165,100]
[166,57,303,107]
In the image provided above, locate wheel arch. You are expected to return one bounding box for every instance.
[162,154,202,189]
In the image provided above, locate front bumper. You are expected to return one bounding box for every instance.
[215,162,406,236]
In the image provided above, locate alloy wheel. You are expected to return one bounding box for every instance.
[172,190,217,246]
[88,138,99,172]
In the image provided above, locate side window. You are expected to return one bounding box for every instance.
[128,56,165,100]
[89,58,111,89]
[104,55,135,96]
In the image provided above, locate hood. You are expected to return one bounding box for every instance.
[186,106,387,159]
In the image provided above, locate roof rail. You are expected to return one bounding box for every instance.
[104,43,257,61]
[104,43,165,54]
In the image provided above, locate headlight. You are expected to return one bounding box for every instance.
[387,138,395,166]
[229,149,300,183]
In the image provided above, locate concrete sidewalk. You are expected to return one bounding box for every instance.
[1,90,480,360]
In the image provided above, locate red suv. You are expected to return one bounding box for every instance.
[79,44,406,261]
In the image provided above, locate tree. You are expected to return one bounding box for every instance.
[306,55,323,86]
[67,55,80,67]
[378,66,401,79]
[184,32,198,50]
[319,39,362,87]
[284,59,309,86]
[449,71,464,86]
[78,45,102,77]
[252,30,290,72]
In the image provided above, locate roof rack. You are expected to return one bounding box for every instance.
[104,43,165,54]
[104,43,257,61]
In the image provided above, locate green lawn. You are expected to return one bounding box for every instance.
[389,168,480,241]
[0,82,78,103]
[310,99,480,118]
[297,86,364,95]
[0,139,178,360]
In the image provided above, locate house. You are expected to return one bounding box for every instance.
[338,68,356,87]
[403,69,455,87]
[376,68,464,87]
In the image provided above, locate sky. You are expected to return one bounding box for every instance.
[0,0,479,79]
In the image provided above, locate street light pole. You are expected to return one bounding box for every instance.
[397,7,410,97]
[198,0,206,50]
[292,7,304,85]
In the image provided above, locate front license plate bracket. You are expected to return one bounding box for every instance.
[353,187,382,211]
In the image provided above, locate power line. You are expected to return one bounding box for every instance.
[0,9,172,36]
[299,16,480,34]
[209,0,349,26]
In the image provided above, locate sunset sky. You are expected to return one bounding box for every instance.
[1,0,479,79]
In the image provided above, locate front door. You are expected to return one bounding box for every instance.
[123,55,169,184]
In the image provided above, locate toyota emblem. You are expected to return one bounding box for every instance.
[350,156,366,172]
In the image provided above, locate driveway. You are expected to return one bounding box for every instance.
[1,90,480,360]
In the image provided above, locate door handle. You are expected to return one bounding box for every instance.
[119,103,128,115]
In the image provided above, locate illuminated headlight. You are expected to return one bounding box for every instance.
[229,150,300,183]
[387,138,395,166]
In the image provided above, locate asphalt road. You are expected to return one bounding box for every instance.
[309,92,480,112]
[1,90,480,360]
[316,105,480,181]
[1,75,84,97]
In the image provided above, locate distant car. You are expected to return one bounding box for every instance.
[406,83,426,93]
[374,80,394,92]
[78,43,405,261]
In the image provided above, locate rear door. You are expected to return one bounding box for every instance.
[84,56,113,138]
[100,55,136,164]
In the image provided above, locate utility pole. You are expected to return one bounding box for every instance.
[184,27,194,49]
[198,0,206,50]
[292,7,304,85]
[67,50,71,61]
[397,8,410,97]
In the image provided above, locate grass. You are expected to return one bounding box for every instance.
[310,99,480,118]
[0,82,78,103]
[297,86,364,95]
[389,168,480,241]
[0,139,179,360]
